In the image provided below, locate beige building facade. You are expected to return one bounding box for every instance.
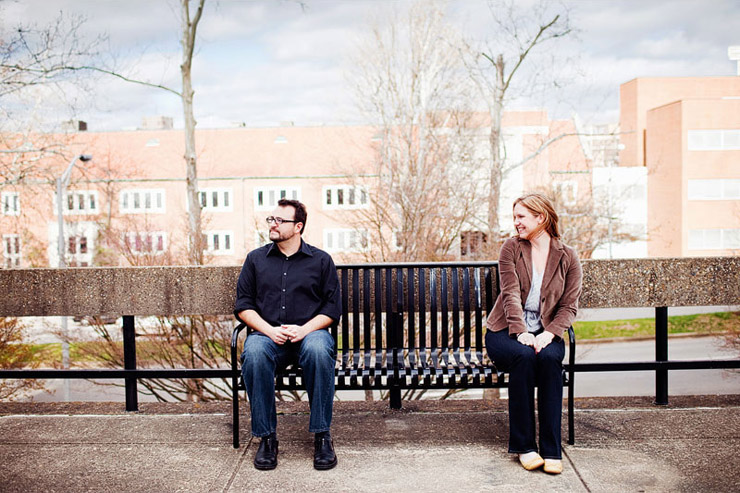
[620,77,740,257]
[1,111,592,268]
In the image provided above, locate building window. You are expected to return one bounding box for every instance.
[687,130,740,151]
[197,188,233,212]
[460,231,488,258]
[120,189,166,214]
[69,236,87,255]
[1,192,20,216]
[53,190,98,215]
[323,229,369,253]
[123,232,167,254]
[688,229,740,250]
[323,185,369,210]
[688,179,740,200]
[3,234,21,268]
[254,187,300,210]
[554,181,578,205]
[392,230,404,252]
[205,230,234,255]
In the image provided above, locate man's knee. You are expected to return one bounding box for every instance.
[299,330,334,365]
[242,334,275,368]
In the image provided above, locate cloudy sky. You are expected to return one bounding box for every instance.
[2,0,738,131]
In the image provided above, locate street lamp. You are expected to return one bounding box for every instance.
[56,154,92,401]
[57,154,93,268]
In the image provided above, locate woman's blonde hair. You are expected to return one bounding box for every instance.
[513,193,560,239]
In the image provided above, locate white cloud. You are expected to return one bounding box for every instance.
[3,0,739,131]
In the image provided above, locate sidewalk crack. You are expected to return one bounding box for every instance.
[564,448,591,493]
[223,435,252,492]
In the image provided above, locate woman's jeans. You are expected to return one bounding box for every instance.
[241,330,336,437]
[485,328,565,459]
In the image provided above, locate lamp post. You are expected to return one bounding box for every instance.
[56,154,92,401]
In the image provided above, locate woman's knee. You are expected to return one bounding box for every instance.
[536,343,564,367]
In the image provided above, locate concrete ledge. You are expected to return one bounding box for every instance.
[1,257,739,316]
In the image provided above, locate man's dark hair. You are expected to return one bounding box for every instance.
[278,198,307,234]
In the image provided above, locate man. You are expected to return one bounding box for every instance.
[234,198,341,471]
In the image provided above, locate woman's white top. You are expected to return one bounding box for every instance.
[523,266,544,333]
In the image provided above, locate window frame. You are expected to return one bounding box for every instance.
[253,186,301,211]
[204,230,234,255]
[197,187,233,212]
[322,185,370,210]
[323,228,370,253]
[688,228,740,250]
[687,179,740,201]
[52,190,99,216]
[2,234,21,268]
[119,189,166,214]
[687,129,740,151]
[122,231,168,255]
[1,192,20,216]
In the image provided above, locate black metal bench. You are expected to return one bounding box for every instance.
[230,262,576,449]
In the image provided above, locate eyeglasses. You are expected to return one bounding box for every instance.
[266,216,298,225]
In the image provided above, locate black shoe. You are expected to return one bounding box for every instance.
[253,435,278,470]
[313,433,337,470]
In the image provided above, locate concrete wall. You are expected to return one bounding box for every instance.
[1,257,738,317]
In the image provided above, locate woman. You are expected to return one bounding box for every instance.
[485,193,582,474]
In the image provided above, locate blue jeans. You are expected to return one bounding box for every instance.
[241,330,336,437]
[485,328,565,459]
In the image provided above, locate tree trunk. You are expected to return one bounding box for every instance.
[180,0,205,265]
[487,55,505,251]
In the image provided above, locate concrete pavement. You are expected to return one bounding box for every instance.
[1,396,739,492]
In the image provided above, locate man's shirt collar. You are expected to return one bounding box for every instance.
[265,238,313,258]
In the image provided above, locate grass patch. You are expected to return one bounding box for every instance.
[573,311,740,341]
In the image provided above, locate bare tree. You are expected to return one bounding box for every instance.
[2,1,209,264]
[179,0,206,265]
[465,0,574,252]
[0,317,43,400]
[347,1,483,262]
[0,12,103,187]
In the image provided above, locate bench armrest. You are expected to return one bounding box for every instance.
[231,323,248,372]
[567,325,576,367]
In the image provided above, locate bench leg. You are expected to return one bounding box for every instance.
[567,371,575,445]
[232,374,240,449]
[389,387,402,409]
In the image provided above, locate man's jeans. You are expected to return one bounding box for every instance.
[241,330,335,437]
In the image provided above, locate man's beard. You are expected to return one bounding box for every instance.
[270,229,291,243]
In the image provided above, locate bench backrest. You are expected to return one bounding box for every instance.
[332,263,498,368]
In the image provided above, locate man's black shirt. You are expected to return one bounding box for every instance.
[234,240,341,327]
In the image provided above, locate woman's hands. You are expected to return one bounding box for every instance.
[516,332,536,347]
[534,331,554,353]
[517,331,555,353]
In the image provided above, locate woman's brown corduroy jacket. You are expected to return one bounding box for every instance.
[486,236,583,339]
